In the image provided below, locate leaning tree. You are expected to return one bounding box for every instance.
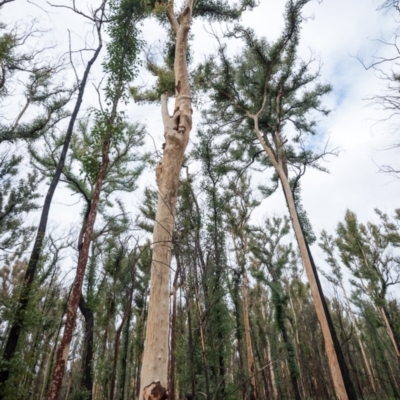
[195,1,357,399]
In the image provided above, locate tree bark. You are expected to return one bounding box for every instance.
[241,271,258,400]
[168,266,180,400]
[252,118,357,400]
[139,1,194,399]
[379,306,400,365]
[118,302,132,400]
[0,30,103,394]
[46,145,110,400]
[79,295,95,400]
[109,288,134,400]
[340,283,376,393]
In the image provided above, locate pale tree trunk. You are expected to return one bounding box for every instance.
[252,117,356,400]
[285,280,306,398]
[260,300,277,400]
[241,271,258,400]
[139,1,194,399]
[340,283,376,393]
[378,306,400,364]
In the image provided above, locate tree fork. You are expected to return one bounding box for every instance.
[139,1,194,398]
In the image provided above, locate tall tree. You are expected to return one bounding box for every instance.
[196,1,357,398]
[0,12,78,392]
[250,216,302,400]
[324,209,400,365]
[43,0,146,397]
[136,1,254,398]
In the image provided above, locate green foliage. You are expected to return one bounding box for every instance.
[132,0,255,103]
[195,0,332,180]
[334,209,400,304]
[103,0,146,105]
[0,148,40,256]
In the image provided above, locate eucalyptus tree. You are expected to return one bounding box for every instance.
[0,17,74,260]
[322,209,400,366]
[28,1,147,397]
[0,234,70,400]
[195,1,357,398]
[319,229,378,394]
[250,216,302,400]
[0,12,79,391]
[225,175,261,400]
[133,0,255,397]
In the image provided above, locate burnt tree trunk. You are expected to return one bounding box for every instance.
[0,23,103,396]
[46,142,110,400]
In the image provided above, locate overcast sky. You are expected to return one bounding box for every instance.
[4,0,400,283]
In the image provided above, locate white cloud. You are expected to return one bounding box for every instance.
[2,0,400,283]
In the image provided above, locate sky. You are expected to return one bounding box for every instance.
[3,0,400,286]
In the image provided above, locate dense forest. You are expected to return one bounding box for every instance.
[0,0,399,399]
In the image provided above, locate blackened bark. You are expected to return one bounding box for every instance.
[281,184,357,400]
[79,295,94,400]
[305,241,358,400]
[0,33,103,394]
[46,143,110,400]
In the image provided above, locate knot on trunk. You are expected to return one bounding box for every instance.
[143,381,168,400]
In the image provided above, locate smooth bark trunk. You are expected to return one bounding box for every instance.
[168,267,180,400]
[118,305,132,400]
[253,118,357,400]
[109,289,134,400]
[379,306,400,365]
[79,295,95,400]
[241,272,258,400]
[139,2,194,399]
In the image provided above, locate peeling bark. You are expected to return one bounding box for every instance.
[139,1,194,398]
[46,144,110,400]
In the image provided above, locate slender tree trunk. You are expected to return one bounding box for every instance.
[0,34,103,394]
[232,276,246,400]
[379,306,400,365]
[79,295,95,400]
[46,147,110,400]
[185,281,196,400]
[110,289,134,400]
[118,305,132,400]
[241,271,258,400]
[340,284,376,393]
[266,337,277,400]
[285,280,307,398]
[253,118,357,400]
[280,319,302,400]
[169,267,180,400]
[139,2,194,398]
[194,285,211,400]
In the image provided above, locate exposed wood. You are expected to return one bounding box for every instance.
[139,1,194,398]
